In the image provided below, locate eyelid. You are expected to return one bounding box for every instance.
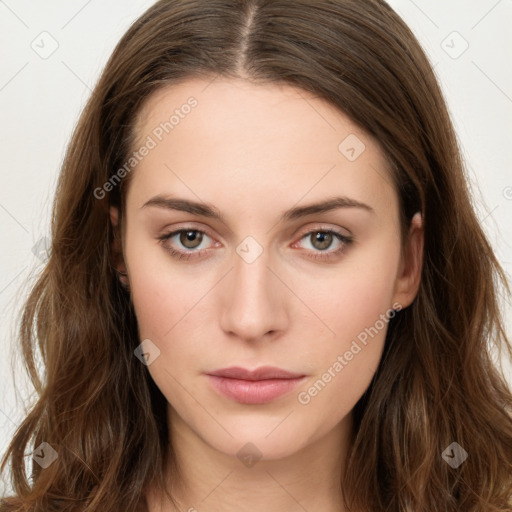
[159,222,217,241]
[294,223,352,239]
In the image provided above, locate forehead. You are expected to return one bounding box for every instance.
[127,77,397,221]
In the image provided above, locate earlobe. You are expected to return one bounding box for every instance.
[392,212,424,309]
[110,206,119,229]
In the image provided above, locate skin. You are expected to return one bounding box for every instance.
[110,77,424,512]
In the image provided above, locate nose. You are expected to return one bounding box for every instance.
[219,246,289,343]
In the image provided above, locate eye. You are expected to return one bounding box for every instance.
[158,228,216,261]
[294,228,353,261]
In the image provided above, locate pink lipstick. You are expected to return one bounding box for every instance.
[206,366,306,404]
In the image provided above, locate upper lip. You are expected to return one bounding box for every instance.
[207,366,305,381]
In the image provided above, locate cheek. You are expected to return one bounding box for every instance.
[297,235,400,348]
[127,248,210,412]
[294,294,394,439]
[125,229,209,341]
[292,239,399,413]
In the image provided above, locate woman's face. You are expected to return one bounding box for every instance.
[111,77,423,461]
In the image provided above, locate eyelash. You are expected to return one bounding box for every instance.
[157,227,353,262]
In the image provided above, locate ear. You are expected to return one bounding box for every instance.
[392,212,424,309]
[110,206,129,286]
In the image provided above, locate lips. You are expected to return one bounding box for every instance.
[206,366,306,404]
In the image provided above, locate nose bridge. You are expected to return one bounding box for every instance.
[219,239,287,340]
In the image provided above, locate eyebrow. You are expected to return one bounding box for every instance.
[140,195,375,223]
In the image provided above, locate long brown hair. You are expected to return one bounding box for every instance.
[2,0,511,510]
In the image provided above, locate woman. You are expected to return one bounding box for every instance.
[1,0,511,511]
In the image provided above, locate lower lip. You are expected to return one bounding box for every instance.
[207,375,306,404]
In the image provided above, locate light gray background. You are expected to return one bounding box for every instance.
[1,0,511,494]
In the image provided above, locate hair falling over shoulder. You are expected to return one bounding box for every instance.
[1,1,512,511]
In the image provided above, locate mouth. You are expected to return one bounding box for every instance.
[205,366,306,404]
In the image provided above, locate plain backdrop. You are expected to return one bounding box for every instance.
[1,0,511,495]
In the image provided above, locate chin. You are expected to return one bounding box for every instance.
[218,435,305,463]
[197,416,312,462]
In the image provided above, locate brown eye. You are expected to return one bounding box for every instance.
[294,228,353,262]
[310,231,335,251]
[158,228,215,261]
[179,230,203,249]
